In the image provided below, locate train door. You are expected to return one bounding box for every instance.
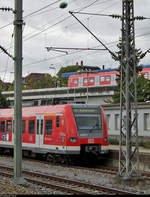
[95,76,99,86]
[43,115,67,152]
[57,115,67,148]
[78,77,83,87]
[36,115,44,148]
[111,74,117,85]
[0,118,12,142]
[43,115,55,145]
[22,117,36,144]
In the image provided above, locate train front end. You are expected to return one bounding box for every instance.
[68,104,109,157]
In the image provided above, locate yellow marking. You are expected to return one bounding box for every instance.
[44,113,56,116]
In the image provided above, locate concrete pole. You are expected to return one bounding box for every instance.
[13,0,26,185]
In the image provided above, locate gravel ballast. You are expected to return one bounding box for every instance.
[0,155,149,195]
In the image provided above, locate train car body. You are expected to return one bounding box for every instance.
[68,70,119,88]
[68,65,150,88]
[139,65,150,80]
[0,104,109,159]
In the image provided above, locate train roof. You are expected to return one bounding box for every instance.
[0,104,101,117]
[0,105,68,117]
[62,68,119,78]
[61,65,150,78]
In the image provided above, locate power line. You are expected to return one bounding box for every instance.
[24,0,62,19]
[23,41,116,68]
[0,0,62,30]
[69,11,117,60]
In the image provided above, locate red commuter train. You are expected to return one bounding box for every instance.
[0,104,109,162]
[67,65,150,88]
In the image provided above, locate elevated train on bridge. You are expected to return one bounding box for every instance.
[67,65,150,88]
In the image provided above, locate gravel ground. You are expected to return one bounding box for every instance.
[0,155,149,195]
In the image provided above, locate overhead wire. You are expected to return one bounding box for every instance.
[22,0,121,73]
[1,0,150,79]
[23,40,118,68]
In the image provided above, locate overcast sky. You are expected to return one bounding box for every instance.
[0,0,150,82]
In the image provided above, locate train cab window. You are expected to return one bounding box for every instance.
[56,116,60,128]
[106,76,110,81]
[73,79,78,84]
[41,119,43,135]
[100,76,105,82]
[29,119,35,134]
[0,120,5,133]
[22,120,25,134]
[83,78,88,83]
[89,78,94,83]
[6,120,12,133]
[45,119,52,135]
[37,119,39,134]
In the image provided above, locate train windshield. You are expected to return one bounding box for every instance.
[71,105,103,138]
[75,115,99,130]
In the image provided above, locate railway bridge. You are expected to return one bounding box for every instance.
[2,85,118,107]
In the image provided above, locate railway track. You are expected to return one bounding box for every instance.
[1,153,150,179]
[0,164,134,195]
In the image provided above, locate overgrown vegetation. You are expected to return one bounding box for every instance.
[111,38,150,104]
[0,93,10,108]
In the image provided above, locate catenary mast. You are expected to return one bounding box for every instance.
[118,0,141,179]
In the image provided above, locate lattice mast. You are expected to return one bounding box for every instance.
[118,0,141,179]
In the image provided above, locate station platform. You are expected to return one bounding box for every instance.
[109,144,150,154]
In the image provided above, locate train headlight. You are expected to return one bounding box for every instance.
[69,137,77,143]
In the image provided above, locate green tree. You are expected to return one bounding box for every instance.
[111,74,150,103]
[0,93,10,108]
[136,75,150,102]
[110,38,149,103]
[57,65,80,87]
[25,75,54,89]
[113,38,145,74]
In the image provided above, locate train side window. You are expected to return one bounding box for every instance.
[74,79,78,84]
[37,119,39,134]
[22,120,25,134]
[29,119,35,134]
[45,119,52,135]
[6,120,12,133]
[89,78,94,83]
[56,116,60,128]
[0,120,5,133]
[100,76,105,82]
[106,76,110,81]
[83,78,88,83]
[144,73,148,79]
[41,119,43,135]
